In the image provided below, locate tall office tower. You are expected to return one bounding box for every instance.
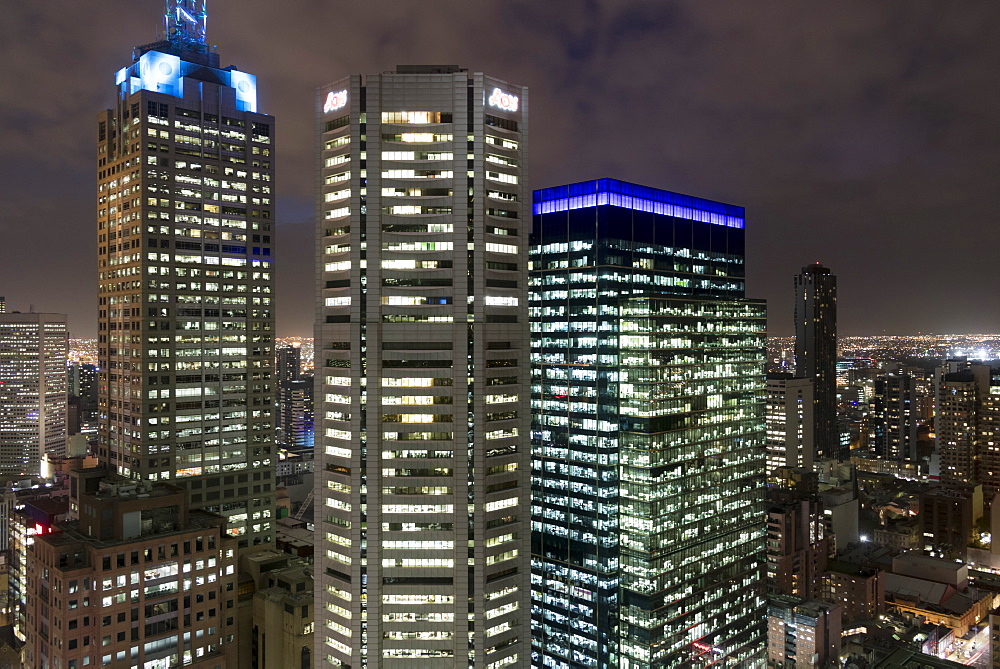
[276,342,302,382]
[315,67,529,668]
[531,179,767,668]
[275,343,302,443]
[794,262,838,459]
[766,373,815,475]
[96,1,276,548]
[0,312,69,476]
[935,365,989,486]
[278,376,314,454]
[0,296,5,313]
[870,367,919,461]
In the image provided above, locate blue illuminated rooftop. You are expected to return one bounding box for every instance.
[533,178,745,229]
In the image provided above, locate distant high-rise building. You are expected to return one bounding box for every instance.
[979,383,1000,503]
[766,373,815,474]
[870,367,919,461]
[68,362,99,436]
[531,178,767,667]
[96,0,275,547]
[794,262,838,459]
[278,375,314,455]
[935,366,989,486]
[275,344,304,446]
[276,342,301,382]
[0,296,5,313]
[315,66,529,668]
[0,312,68,477]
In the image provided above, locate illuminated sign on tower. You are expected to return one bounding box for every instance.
[488,86,519,112]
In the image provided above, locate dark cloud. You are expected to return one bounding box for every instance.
[2,1,998,337]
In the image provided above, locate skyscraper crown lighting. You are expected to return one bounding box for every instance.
[533,177,745,227]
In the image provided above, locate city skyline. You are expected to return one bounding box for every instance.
[4,2,1000,337]
[8,3,1000,669]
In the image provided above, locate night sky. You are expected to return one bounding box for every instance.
[2,1,999,338]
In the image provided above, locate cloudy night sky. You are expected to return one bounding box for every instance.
[2,1,999,338]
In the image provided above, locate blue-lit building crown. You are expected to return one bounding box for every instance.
[117,1,257,112]
[533,178,745,229]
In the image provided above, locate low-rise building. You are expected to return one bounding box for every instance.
[825,560,885,625]
[920,484,982,560]
[874,518,921,553]
[235,550,313,669]
[252,563,312,669]
[22,471,238,669]
[883,553,996,638]
[767,595,841,668]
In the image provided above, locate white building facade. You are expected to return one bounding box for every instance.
[0,312,68,477]
[315,67,530,668]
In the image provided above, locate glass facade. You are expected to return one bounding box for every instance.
[530,179,767,668]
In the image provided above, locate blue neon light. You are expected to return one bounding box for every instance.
[229,70,258,113]
[119,51,258,112]
[137,51,182,97]
[533,178,744,229]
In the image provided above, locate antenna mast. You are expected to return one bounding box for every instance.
[165,0,208,47]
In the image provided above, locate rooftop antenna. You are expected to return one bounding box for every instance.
[165,0,208,48]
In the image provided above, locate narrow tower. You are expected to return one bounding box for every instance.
[315,67,530,668]
[794,263,837,459]
[0,312,68,476]
[96,0,276,547]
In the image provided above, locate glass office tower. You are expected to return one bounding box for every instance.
[530,179,767,668]
[794,263,837,459]
[315,67,530,668]
[96,0,276,547]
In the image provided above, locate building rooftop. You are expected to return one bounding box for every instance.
[37,509,224,552]
[873,646,965,668]
[894,552,964,574]
[533,178,745,227]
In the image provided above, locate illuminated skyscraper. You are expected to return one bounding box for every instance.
[766,373,815,475]
[68,362,100,436]
[276,342,302,382]
[315,66,529,667]
[870,366,919,462]
[0,312,68,477]
[278,376,314,455]
[794,263,838,459]
[936,365,989,486]
[530,179,767,667]
[96,0,276,548]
